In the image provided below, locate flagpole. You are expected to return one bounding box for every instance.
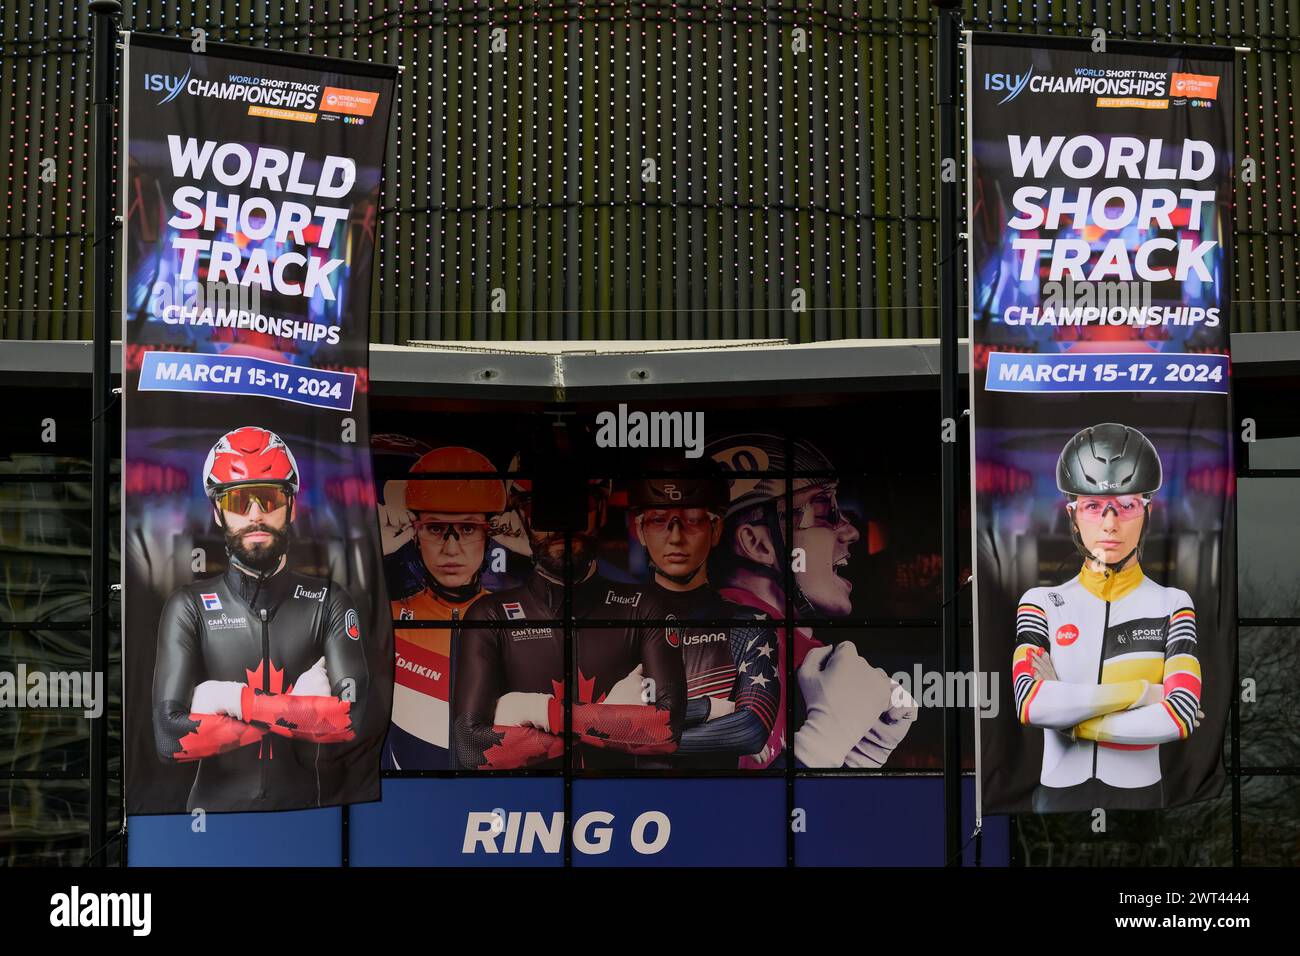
[89,0,122,867]
[935,0,964,867]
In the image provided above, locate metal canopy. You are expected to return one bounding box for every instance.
[2,334,1297,400]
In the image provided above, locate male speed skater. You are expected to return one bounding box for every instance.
[377,446,507,769]
[152,426,369,811]
[707,433,917,769]
[451,470,686,769]
[1013,423,1204,812]
[624,459,781,769]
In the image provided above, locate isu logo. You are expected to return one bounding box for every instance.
[1055,624,1079,647]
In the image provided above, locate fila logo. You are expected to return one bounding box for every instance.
[504,602,525,620]
[1055,624,1079,646]
[200,593,222,611]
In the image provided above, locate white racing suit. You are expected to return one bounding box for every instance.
[1012,563,1201,811]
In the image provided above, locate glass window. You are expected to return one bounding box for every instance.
[1249,436,1300,470]
[1241,775,1300,866]
[0,778,93,867]
[1014,787,1233,866]
[1239,627,1300,769]
[0,629,94,775]
[1236,478,1300,618]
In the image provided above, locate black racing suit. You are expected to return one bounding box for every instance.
[451,571,686,770]
[637,583,781,770]
[152,562,369,811]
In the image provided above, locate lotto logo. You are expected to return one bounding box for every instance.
[200,593,222,611]
[1055,624,1079,646]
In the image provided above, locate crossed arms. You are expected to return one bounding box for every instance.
[152,588,368,762]
[1012,602,1203,746]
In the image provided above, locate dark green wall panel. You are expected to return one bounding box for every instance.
[1,1,1296,342]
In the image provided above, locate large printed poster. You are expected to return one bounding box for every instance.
[370,407,941,777]
[123,34,397,813]
[969,35,1235,813]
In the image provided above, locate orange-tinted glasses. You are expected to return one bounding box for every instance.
[214,483,291,515]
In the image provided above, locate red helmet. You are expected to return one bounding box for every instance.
[203,426,301,499]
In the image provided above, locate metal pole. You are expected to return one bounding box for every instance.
[936,0,963,867]
[89,0,122,866]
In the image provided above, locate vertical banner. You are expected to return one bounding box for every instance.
[969,36,1235,813]
[123,34,397,813]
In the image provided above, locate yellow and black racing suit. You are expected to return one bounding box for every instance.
[1013,562,1201,811]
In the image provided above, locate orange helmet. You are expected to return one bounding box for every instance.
[405,447,506,514]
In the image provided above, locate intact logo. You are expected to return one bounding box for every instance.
[1055,624,1080,646]
[200,593,222,611]
[503,601,525,620]
[294,584,327,602]
[345,609,360,640]
[606,590,641,607]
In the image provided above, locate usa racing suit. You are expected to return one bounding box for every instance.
[637,583,781,769]
[451,571,686,769]
[1013,563,1201,809]
[152,563,369,811]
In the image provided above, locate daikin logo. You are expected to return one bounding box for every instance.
[143,68,192,105]
[984,65,1033,104]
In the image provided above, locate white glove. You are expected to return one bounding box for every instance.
[604,665,647,705]
[493,692,553,731]
[290,657,331,697]
[378,481,416,556]
[793,643,894,768]
[844,681,918,768]
[1135,680,1165,708]
[190,680,245,720]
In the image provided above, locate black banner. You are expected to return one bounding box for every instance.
[122,34,397,813]
[968,35,1236,813]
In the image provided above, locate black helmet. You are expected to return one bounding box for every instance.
[627,458,731,517]
[1057,424,1162,498]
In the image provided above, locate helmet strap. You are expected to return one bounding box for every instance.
[1069,506,1149,574]
[735,501,820,616]
[649,557,707,588]
[427,572,483,605]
